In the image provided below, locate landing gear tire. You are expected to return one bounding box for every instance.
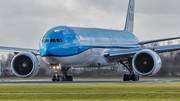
[123,74,129,81]
[52,76,56,81]
[52,75,73,82]
[51,66,73,82]
[123,74,139,81]
[52,75,64,81]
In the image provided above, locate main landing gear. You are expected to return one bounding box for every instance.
[51,65,73,82]
[118,58,140,81]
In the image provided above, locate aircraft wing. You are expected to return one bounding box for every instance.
[0,46,39,55]
[104,44,180,62]
[139,37,180,45]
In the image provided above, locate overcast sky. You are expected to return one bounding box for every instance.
[0,0,180,49]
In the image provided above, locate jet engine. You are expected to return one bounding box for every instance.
[11,52,40,78]
[132,49,162,76]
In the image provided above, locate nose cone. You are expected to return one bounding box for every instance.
[39,26,80,57]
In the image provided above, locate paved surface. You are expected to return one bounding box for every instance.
[0,79,180,84]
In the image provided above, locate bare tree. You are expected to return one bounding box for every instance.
[1,55,6,70]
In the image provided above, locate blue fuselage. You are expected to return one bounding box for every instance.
[40,26,139,56]
[39,26,140,67]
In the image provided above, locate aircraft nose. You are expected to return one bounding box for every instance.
[40,44,57,57]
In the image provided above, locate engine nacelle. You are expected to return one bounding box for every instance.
[11,52,40,78]
[132,49,162,76]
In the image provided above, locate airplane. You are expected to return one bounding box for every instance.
[1,0,180,81]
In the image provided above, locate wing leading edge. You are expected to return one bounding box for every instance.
[139,37,180,45]
[0,46,39,55]
[105,44,180,62]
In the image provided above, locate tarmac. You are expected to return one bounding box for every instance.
[0,79,180,84]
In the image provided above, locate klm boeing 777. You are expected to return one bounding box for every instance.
[1,0,180,81]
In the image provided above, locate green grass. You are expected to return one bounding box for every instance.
[0,83,180,100]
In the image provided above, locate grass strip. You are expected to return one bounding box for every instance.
[0,83,180,93]
[0,83,179,100]
[0,93,180,99]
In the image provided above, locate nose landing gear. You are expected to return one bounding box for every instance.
[50,64,73,82]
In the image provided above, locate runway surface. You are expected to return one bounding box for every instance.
[0,79,180,83]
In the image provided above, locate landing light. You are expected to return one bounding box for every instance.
[50,64,61,70]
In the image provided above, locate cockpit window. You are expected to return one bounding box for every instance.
[42,39,45,43]
[42,39,50,43]
[42,39,63,43]
[56,39,63,43]
[50,39,56,42]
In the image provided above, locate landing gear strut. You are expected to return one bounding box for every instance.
[51,64,73,82]
[118,58,140,81]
